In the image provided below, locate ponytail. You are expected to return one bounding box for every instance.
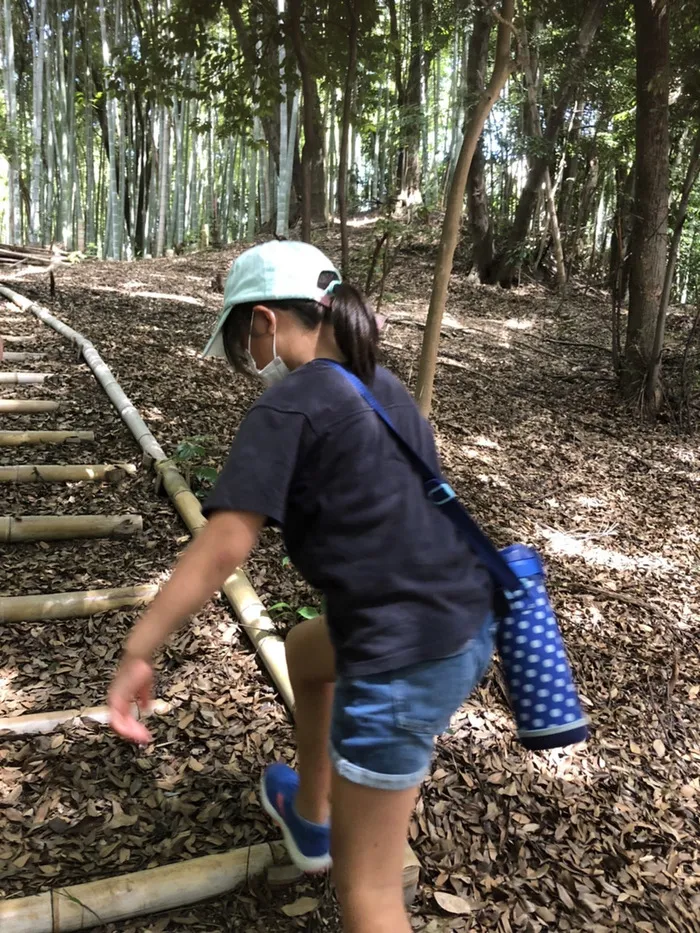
[220,277,379,383]
[322,282,378,384]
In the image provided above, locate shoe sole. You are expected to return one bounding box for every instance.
[259,775,332,874]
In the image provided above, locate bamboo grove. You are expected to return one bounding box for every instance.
[1,0,699,412]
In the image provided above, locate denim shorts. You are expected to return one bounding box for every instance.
[330,617,496,791]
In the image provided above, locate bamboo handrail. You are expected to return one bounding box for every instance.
[0,399,60,413]
[0,514,142,542]
[0,463,136,484]
[0,430,94,446]
[0,584,159,622]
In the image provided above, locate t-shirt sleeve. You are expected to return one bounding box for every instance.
[201,405,309,525]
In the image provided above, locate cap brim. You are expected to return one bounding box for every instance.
[201,308,231,359]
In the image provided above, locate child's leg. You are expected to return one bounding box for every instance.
[285,615,336,824]
[331,773,416,933]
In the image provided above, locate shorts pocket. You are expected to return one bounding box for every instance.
[390,621,495,737]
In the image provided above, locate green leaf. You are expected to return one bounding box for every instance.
[194,466,219,483]
[282,556,291,568]
[297,606,320,620]
[269,602,292,613]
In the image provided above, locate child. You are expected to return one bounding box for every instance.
[109,241,495,933]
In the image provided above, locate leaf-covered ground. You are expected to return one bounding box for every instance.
[1,226,698,932]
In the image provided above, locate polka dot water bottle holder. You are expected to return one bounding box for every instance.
[325,362,589,752]
[497,545,589,750]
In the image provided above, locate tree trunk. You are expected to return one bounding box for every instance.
[495,0,606,285]
[289,0,326,240]
[397,0,423,208]
[624,0,670,401]
[415,0,515,416]
[338,0,359,278]
[156,107,169,257]
[465,7,494,281]
[30,0,46,244]
[99,2,122,259]
[520,26,567,290]
[276,0,290,237]
[646,126,700,403]
[2,0,20,244]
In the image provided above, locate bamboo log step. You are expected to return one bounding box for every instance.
[0,430,94,446]
[0,584,159,622]
[0,462,136,483]
[0,514,143,542]
[0,699,170,737]
[0,350,46,362]
[0,372,50,384]
[0,399,60,413]
[0,334,37,344]
[0,842,277,933]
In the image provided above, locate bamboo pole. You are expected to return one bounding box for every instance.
[0,462,136,483]
[0,514,142,542]
[0,584,159,622]
[0,350,46,361]
[0,399,59,413]
[0,334,38,344]
[0,430,94,446]
[0,842,276,933]
[0,372,50,384]
[0,699,170,737]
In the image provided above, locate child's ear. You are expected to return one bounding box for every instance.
[251,305,277,334]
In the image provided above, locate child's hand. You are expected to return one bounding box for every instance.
[108,655,154,745]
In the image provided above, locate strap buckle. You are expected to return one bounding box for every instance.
[426,479,456,506]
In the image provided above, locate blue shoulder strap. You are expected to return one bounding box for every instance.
[326,361,521,594]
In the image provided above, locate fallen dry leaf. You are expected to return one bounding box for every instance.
[434,891,472,915]
[280,896,319,917]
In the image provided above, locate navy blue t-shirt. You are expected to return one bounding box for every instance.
[202,360,492,677]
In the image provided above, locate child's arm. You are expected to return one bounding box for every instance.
[109,510,264,743]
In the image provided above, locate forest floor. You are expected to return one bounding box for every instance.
[1,223,699,933]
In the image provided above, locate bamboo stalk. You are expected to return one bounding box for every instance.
[0,462,136,483]
[0,372,50,384]
[0,399,59,413]
[0,699,170,737]
[0,350,46,361]
[0,584,159,622]
[0,334,37,344]
[0,430,94,446]
[0,843,276,933]
[0,514,142,542]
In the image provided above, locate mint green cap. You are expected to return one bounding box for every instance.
[202,241,340,359]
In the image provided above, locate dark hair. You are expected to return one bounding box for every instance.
[222,273,379,383]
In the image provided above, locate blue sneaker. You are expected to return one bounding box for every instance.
[260,763,332,872]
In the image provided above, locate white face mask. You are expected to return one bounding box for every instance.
[246,314,290,386]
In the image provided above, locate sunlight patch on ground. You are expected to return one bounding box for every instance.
[477,472,512,490]
[539,527,672,572]
[575,495,607,509]
[335,216,378,228]
[503,318,535,330]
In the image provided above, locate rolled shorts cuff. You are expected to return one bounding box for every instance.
[329,741,429,791]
